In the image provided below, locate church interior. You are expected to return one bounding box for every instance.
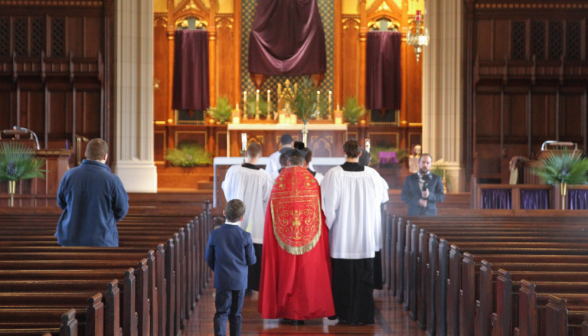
[3,0,588,335]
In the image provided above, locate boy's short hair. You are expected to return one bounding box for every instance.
[343,140,361,158]
[247,142,262,158]
[225,199,246,222]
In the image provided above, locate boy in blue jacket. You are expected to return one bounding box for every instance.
[206,199,257,336]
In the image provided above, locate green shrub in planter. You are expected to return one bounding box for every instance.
[165,143,212,167]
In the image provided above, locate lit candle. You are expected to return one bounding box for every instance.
[328,91,332,113]
[236,103,240,111]
[256,90,260,110]
[317,91,320,111]
[241,133,247,151]
[267,90,271,115]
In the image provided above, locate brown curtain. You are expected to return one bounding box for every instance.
[172,30,210,110]
[248,0,326,76]
[365,31,402,110]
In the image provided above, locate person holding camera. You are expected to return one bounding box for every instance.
[401,154,445,216]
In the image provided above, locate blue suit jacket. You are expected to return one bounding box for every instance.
[401,173,445,216]
[205,224,257,291]
[55,160,129,247]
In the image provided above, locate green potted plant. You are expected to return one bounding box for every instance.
[285,76,327,144]
[0,142,45,207]
[246,96,269,119]
[533,149,588,209]
[206,96,233,124]
[342,97,365,125]
[165,143,212,167]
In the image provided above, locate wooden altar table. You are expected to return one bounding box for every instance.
[226,124,348,157]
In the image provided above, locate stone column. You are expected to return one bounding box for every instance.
[113,0,157,192]
[421,0,464,192]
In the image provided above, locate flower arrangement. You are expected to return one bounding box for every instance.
[0,142,45,206]
[342,97,366,125]
[206,96,233,124]
[165,143,212,167]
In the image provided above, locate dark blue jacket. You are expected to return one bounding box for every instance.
[55,160,129,247]
[205,224,257,291]
[401,173,445,216]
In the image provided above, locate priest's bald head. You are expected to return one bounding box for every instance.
[246,142,262,164]
[287,148,308,167]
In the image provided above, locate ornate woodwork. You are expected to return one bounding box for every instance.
[465,0,588,183]
[0,1,113,169]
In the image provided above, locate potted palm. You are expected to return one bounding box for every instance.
[206,96,233,124]
[533,149,588,209]
[165,143,212,167]
[342,97,366,125]
[0,142,45,207]
[285,76,327,145]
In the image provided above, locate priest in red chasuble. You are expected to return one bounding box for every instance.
[258,149,335,323]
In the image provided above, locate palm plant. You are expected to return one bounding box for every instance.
[0,142,45,182]
[246,96,269,118]
[533,149,588,209]
[206,96,233,124]
[285,76,327,122]
[0,142,45,206]
[165,143,212,167]
[342,97,365,125]
[532,150,588,185]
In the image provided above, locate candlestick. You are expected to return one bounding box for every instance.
[266,90,271,120]
[365,139,371,153]
[255,90,260,120]
[243,91,248,119]
[236,103,240,111]
[316,91,321,120]
[241,133,247,151]
[328,91,333,121]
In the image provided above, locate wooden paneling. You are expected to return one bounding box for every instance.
[0,2,111,163]
[216,16,234,104]
[341,18,360,103]
[154,18,169,122]
[467,2,588,181]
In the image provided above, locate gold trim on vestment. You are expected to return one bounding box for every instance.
[270,193,322,256]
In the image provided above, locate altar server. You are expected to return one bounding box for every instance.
[270,152,289,182]
[222,142,273,291]
[304,148,324,185]
[266,134,294,175]
[320,140,389,325]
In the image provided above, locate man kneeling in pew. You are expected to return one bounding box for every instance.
[55,138,129,247]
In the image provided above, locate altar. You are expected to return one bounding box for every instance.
[227,123,348,157]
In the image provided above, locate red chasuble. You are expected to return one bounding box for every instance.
[258,166,335,320]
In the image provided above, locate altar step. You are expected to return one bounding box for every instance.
[157,166,215,191]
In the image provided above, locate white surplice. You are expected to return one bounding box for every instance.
[321,166,389,259]
[221,165,273,244]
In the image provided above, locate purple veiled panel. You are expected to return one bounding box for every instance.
[378,151,398,164]
[172,30,210,110]
[520,189,549,210]
[248,0,326,76]
[365,31,402,110]
[481,189,512,210]
[568,189,588,210]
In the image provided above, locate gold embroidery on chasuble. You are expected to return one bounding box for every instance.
[270,167,321,255]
